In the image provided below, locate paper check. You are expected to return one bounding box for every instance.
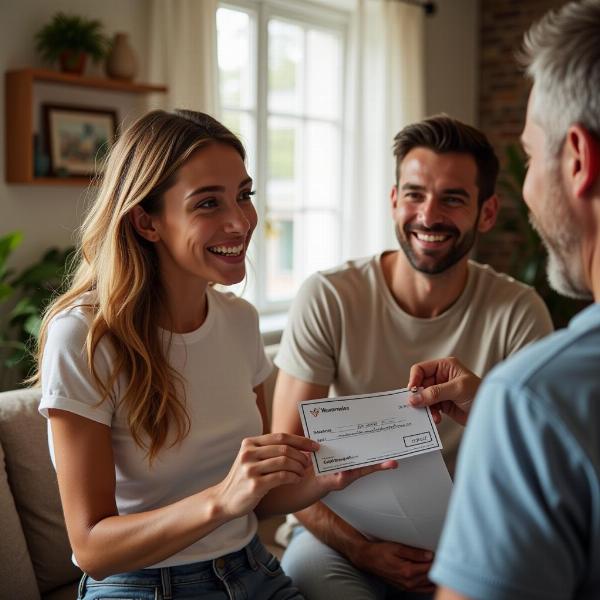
[298,388,442,475]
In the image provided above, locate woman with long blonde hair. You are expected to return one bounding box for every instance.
[35,110,395,599]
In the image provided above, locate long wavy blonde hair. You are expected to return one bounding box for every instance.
[33,110,246,461]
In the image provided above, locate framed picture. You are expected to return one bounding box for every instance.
[43,104,117,177]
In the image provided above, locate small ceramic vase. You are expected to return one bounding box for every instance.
[105,33,137,81]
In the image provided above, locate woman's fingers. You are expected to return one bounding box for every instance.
[324,459,398,490]
[237,434,318,479]
[218,435,317,517]
[246,454,309,478]
[253,432,319,453]
[243,441,311,468]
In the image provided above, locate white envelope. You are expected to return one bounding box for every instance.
[323,451,453,550]
[299,388,453,551]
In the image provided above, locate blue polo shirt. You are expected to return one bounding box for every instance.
[430,303,600,600]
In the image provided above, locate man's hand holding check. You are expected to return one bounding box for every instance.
[295,387,452,594]
[298,388,443,476]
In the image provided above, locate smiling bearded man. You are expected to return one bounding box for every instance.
[270,115,556,600]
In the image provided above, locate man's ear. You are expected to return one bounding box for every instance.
[129,205,160,242]
[565,124,600,198]
[390,185,399,211]
[477,194,499,233]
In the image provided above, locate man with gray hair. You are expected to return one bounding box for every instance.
[426,2,600,598]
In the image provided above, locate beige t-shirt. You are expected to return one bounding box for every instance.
[275,254,554,475]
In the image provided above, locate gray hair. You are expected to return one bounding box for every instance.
[520,0,600,157]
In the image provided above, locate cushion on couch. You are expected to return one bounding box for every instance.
[0,438,41,599]
[0,388,81,595]
[0,380,284,597]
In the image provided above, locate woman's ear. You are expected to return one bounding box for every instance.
[477,194,499,233]
[130,205,160,242]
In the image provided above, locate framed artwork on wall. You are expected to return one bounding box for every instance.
[43,104,117,177]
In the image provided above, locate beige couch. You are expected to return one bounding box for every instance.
[0,385,284,599]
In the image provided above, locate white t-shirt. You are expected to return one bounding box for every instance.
[39,287,272,567]
[275,254,554,476]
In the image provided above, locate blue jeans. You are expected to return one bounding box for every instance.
[78,535,303,599]
[281,527,433,600]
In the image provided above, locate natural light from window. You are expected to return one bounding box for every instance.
[217,2,346,312]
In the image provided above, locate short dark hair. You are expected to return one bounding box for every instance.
[393,115,499,205]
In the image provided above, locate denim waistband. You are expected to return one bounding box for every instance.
[78,534,268,599]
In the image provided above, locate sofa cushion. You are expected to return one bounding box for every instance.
[0,439,40,599]
[0,388,81,594]
[42,582,79,600]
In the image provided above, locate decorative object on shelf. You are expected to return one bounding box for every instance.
[43,104,117,177]
[105,32,138,81]
[35,12,110,75]
[5,68,167,185]
[32,134,50,177]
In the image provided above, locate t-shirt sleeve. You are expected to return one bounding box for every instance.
[274,273,340,386]
[430,379,588,600]
[39,311,116,426]
[505,288,554,356]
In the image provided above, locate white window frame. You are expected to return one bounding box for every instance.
[218,0,350,316]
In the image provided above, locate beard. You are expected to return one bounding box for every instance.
[528,168,591,300]
[396,221,478,275]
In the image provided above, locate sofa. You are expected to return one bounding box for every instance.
[0,380,285,599]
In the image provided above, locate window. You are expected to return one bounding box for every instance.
[217,1,347,313]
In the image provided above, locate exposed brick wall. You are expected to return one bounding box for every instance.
[475,0,566,273]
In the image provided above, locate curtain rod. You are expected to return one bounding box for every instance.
[392,0,437,16]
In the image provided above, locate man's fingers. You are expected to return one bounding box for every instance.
[392,543,433,563]
[407,357,455,388]
[408,385,441,407]
[407,361,438,389]
[408,381,461,408]
[411,583,436,594]
[389,560,432,588]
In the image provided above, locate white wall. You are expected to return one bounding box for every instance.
[313,0,480,124]
[0,0,149,271]
[0,0,479,273]
[424,0,480,124]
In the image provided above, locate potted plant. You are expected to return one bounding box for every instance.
[0,231,75,389]
[35,12,110,75]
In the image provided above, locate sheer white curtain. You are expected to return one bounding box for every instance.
[147,0,220,114]
[343,0,425,259]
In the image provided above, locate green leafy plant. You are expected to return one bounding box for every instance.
[0,231,22,303]
[35,12,110,68]
[0,231,74,387]
[498,144,589,328]
[0,231,26,388]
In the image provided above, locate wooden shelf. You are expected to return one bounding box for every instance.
[10,68,167,94]
[15,177,93,186]
[5,68,167,185]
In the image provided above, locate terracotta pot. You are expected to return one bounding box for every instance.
[58,50,87,75]
[105,33,137,81]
